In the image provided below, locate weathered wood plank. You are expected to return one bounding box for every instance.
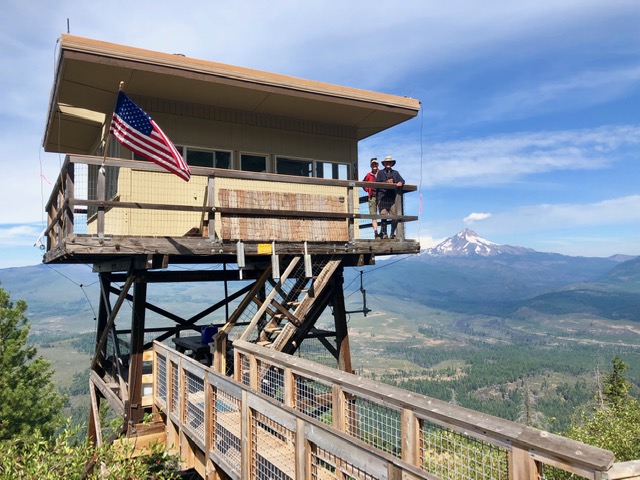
[90,370,125,416]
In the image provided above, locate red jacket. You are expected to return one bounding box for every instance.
[362,172,377,198]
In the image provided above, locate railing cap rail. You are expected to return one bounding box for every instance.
[64,154,418,191]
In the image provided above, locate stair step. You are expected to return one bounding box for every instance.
[256,340,272,347]
[286,301,302,306]
[264,326,283,334]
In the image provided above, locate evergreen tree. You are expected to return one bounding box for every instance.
[566,357,640,461]
[602,356,631,407]
[516,382,547,430]
[0,287,65,440]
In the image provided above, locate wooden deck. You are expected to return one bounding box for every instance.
[43,154,420,265]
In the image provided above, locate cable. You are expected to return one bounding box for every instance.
[418,102,425,242]
[43,263,98,320]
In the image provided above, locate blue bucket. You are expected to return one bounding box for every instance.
[201,326,218,344]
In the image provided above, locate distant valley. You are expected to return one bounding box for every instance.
[3,229,640,433]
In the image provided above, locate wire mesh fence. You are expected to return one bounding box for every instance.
[252,410,295,480]
[343,394,402,458]
[170,360,180,416]
[156,353,167,408]
[185,369,206,442]
[310,446,378,480]
[257,359,285,402]
[212,387,242,474]
[152,342,618,480]
[420,420,509,480]
[294,375,333,426]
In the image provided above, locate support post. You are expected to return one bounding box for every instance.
[95,274,111,376]
[64,162,75,236]
[128,275,147,429]
[97,165,106,239]
[509,446,540,480]
[332,268,353,373]
[395,188,405,241]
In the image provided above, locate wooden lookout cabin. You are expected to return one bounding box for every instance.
[41,36,638,479]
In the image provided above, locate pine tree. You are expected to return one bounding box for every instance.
[566,357,640,461]
[602,356,631,407]
[0,287,65,441]
[516,382,547,429]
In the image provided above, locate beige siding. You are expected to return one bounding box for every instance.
[88,168,360,241]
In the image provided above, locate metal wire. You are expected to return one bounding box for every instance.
[185,370,205,442]
[294,375,333,426]
[213,387,242,474]
[343,394,402,458]
[170,360,180,416]
[156,353,167,407]
[310,446,378,480]
[420,420,509,480]
[252,410,295,480]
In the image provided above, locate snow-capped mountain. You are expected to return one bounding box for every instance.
[424,229,535,257]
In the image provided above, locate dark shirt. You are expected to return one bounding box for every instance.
[375,168,405,201]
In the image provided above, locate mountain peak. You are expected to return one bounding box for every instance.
[425,230,534,257]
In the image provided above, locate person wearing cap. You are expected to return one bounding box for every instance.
[362,158,381,239]
[376,155,405,239]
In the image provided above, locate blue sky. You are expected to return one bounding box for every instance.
[1,0,639,268]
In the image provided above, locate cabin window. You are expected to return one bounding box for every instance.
[275,157,313,177]
[176,147,232,169]
[241,153,267,173]
[317,161,349,180]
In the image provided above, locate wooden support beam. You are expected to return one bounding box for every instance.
[88,379,102,447]
[91,264,135,370]
[90,370,125,417]
[331,269,353,373]
[128,279,147,428]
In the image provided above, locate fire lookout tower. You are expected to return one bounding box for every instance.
[42,35,420,441]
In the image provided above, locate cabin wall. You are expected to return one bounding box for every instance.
[137,97,359,174]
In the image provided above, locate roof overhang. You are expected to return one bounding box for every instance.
[43,35,421,154]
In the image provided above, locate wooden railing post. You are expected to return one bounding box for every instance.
[97,165,106,239]
[284,367,295,409]
[402,407,419,467]
[295,418,307,480]
[207,175,216,242]
[241,390,251,479]
[347,183,355,242]
[64,162,75,236]
[395,188,405,241]
[509,446,539,480]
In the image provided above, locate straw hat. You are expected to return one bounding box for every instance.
[382,155,396,166]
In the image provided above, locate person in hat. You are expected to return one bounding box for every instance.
[362,158,381,239]
[376,155,405,239]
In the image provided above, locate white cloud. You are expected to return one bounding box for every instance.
[470,195,640,234]
[0,224,43,246]
[477,66,640,123]
[362,124,640,188]
[464,213,492,224]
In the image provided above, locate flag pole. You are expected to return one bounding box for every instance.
[101,81,124,168]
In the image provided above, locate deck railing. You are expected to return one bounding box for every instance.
[43,154,418,255]
[152,340,640,480]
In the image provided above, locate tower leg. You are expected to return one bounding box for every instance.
[128,277,147,429]
[332,268,353,373]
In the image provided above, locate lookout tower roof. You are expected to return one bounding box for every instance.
[44,35,420,154]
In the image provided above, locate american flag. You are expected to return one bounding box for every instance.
[110,91,191,181]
